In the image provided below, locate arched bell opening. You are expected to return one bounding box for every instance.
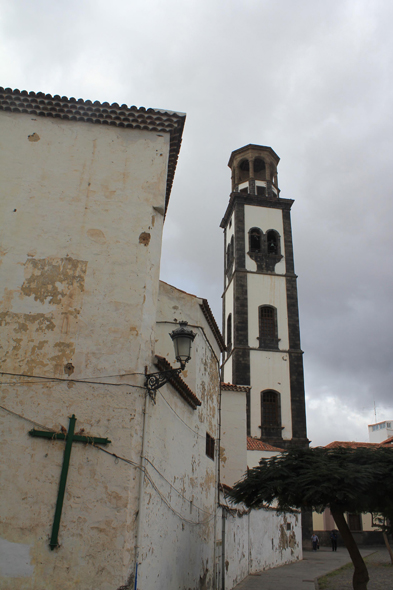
[266,230,280,256]
[254,158,266,181]
[249,227,262,252]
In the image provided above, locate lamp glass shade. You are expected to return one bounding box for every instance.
[170,322,196,368]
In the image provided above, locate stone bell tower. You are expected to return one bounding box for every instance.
[220,144,308,448]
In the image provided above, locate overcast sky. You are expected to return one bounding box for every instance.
[1,0,392,446]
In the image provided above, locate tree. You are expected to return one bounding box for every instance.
[226,447,393,590]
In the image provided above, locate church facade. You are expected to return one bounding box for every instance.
[221,144,308,450]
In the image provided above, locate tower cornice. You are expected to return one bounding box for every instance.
[228,144,280,168]
[220,192,294,229]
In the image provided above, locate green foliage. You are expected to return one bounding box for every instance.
[227,447,393,523]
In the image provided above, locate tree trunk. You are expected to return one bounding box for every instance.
[330,507,369,590]
[382,531,393,565]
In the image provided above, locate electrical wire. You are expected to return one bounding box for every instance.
[0,403,215,526]
[0,370,146,390]
[144,468,215,526]
[144,457,212,516]
[157,389,206,439]
[0,404,57,432]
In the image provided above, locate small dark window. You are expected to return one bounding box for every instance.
[259,305,277,340]
[226,314,232,351]
[239,159,249,172]
[286,522,291,531]
[226,236,234,270]
[256,186,266,196]
[267,230,279,255]
[249,228,262,252]
[260,390,282,438]
[261,391,280,427]
[240,187,248,194]
[206,433,215,460]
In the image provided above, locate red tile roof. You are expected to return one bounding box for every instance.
[221,382,251,392]
[247,437,284,452]
[0,87,186,213]
[154,355,201,410]
[324,440,393,449]
[381,436,393,445]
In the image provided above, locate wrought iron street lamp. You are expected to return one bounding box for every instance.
[145,321,196,402]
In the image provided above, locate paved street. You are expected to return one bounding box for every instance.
[232,547,392,590]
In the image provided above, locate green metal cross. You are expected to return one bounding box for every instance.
[29,414,111,550]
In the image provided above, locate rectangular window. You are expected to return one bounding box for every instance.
[206,433,215,460]
[347,513,362,531]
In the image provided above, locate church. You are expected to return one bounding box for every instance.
[220,144,308,456]
[0,87,304,589]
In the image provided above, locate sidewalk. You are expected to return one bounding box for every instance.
[232,547,387,590]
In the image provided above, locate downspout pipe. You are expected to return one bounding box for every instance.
[134,388,150,588]
[221,509,226,590]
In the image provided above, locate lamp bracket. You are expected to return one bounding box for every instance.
[145,368,182,403]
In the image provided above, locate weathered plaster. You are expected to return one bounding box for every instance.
[0,111,171,589]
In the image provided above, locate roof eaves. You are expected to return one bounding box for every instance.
[0,87,186,213]
[200,300,225,352]
[154,355,201,410]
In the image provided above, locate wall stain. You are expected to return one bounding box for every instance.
[21,257,88,305]
[139,232,151,247]
[49,342,75,374]
[28,132,40,142]
[87,229,106,244]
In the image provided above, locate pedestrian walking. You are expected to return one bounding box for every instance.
[311,533,319,551]
[330,529,338,551]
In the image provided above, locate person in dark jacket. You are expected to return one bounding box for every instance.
[330,530,338,551]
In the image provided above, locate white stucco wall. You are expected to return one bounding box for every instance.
[134,282,221,589]
[247,449,283,468]
[223,506,302,590]
[220,389,247,487]
[249,349,292,440]
[0,111,171,589]
[247,272,289,351]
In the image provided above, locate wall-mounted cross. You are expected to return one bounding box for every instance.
[29,414,111,550]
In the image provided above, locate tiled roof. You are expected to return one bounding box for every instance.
[381,436,393,445]
[0,87,186,213]
[154,355,201,410]
[221,382,251,392]
[200,300,225,352]
[324,441,393,449]
[247,437,284,452]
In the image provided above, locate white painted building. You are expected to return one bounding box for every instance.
[368,420,393,443]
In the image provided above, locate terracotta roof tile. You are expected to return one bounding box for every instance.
[247,437,284,452]
[0,87,186,213]
[221,382,251,392]
[381,436,393,445]
[154,355,201,410]
[324,440,393,449]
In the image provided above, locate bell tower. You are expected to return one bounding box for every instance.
[221,144,308,448]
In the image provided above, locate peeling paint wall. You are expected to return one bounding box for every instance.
[223,505,302,590]
[134,282,221,589]
[0,111,171,589]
